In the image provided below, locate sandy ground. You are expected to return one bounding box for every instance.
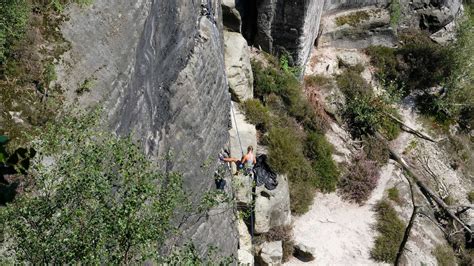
[286,164,395,266]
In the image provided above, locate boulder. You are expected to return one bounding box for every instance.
[293,242,316,262]
[237,217,252,251]
[222,0,242,32]
[254,175,291,234]
[238,249,254,265]
[259,241,283,265]
[234,174,253,206]
[224,32,253,102]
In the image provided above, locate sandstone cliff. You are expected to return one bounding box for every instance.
[57,0,236,256]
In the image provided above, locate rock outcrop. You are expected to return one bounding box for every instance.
[258,241,283,265]
[253,0,325,67]
[255,175,292,234]
[224,32,254,102]
[58,0,236,256]
[222,0,242,32]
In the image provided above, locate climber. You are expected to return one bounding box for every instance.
[220,145,256,175]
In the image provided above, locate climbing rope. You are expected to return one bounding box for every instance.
[230,101,255,240]
[230,101,245,157]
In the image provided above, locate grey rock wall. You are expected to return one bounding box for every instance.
[254,0,325,67]
[323,0,389,12]
[58,0,236,257]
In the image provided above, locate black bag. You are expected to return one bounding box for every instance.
[253,155,278,190]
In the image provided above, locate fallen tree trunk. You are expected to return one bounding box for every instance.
[383,112,438,143]
[376,133,473,235]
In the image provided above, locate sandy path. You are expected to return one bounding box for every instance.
[286,164,394,266]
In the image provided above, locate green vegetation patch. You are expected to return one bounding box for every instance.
[468,191,474,203]
[248,55,340,214]
[433,245,457,266]
[336,66,401,140]
[387,187,400,203]
[371,200,405,263]
[0,110,231,264]
[335,11,371,27]
[0,111,186,263]
[366,17,474,128]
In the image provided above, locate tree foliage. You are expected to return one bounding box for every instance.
[0,111,186,264]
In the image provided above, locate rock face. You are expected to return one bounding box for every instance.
[323,0,389,11]
[255,175,291,234]
[254,0,325,67]
[258,241,283,265]
[399,0,463,33]
[222,0,242,32]
[224,32,254,102]
[58,0,236,256]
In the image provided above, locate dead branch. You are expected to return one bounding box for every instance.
[395,169,418,266]
[383,112,438,143]
[376,133,473,236]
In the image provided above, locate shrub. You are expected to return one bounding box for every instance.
[305,132,339,192]
[0,0,30,65]
[371,200,405,263]
[304,74,332,88]
[387,187,400,203]
[468,191,474,203]
[336,68,401,139]
[0,111,187,264]
[241,99,272,131]
[289,179,316,215]
[389,0,401,27]
[266,126,318,214]
[252,59,328,133]
[362,136,390,167]
[335,11,370,27]
[339,152,380,204]
[335,67,372,99]
[433,245,457,266]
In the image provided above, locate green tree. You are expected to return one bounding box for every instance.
[0,111,186,264]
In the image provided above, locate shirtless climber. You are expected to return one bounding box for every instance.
[220,145,256,175]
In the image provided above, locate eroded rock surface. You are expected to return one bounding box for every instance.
[259,241,283,265]
[58,0,236,256]
[224,32,254,102]
[254,0,325,67]
[255,175,292,234]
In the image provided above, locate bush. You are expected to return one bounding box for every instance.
[335,67,372,99]
[252,54,338,214]
[0,111,187,264]
[304,74,332,89]
[468,191,474,203]
[335,11,370,27]
[387,187,400,203]
[305,132,339,192]
[336,68,401,139]
[252,59,328,133]
[362,136,390,167]
[433,245,457,266]
[339,152,380,204]
[371,200,405,263]
[0,0,30,65]
[266,126,318,214]
[241,99,272,131]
